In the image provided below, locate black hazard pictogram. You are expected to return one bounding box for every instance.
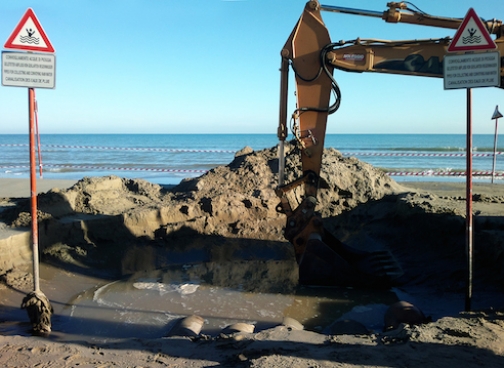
[447,8,497,52]
[462,28,481,45]
[20,28,40,45]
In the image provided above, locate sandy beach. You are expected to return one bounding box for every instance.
[0,178,78,198]
[1,145,504,367]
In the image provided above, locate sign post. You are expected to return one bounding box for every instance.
[465,88,473,312]
[2,8,55,335]
[491,106,503,184]
[28,87,39,291]
[444,7,499,312]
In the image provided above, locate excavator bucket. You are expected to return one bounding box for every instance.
[278,192,403,289]
[298,230,403,288]
[277,187,402,288]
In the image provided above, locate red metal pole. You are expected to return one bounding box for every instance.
[29,88,40,293]
[34,89,43,178]
[465,88,473,311]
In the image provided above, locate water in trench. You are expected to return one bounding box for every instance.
[57,279,396,339]
[4,258,395,342]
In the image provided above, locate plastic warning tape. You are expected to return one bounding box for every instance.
[388,171,504,177]
[1,164,502,177]
[0,143,235,154]
[342,152,501,157]
[0,164,207,173]
[1,143,503,157]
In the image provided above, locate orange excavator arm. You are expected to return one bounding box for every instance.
[276,1,503,287]
[319,2,504,80]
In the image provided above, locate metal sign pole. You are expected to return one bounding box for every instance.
[465,88,473,312]
[491,106,503,184]
[28,87,40,292]
[34,90,43,178]
[492,117,499,184]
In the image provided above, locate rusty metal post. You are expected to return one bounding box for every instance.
[29,88,40,293]
[465,88,473,311]
[34,90,43,179]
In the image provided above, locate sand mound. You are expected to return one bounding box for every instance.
[0,143,408,292]
[28,142,403,241]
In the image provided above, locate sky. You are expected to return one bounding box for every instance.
[0,0,503,135]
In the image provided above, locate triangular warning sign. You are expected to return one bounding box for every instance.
[492,106,503,120]
[4,8,55,53]
[447,8,496,52]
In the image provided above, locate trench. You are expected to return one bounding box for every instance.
[3,226,503,342]
[0,211,400,341]
[0,260,399,342]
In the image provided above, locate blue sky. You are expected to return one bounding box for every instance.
[0,0,502,134]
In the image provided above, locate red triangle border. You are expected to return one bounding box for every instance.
[4,8,55,53]
[447,8,497,52]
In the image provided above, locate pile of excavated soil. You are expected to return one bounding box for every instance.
[1,142,407,282]
[2,142,504,292]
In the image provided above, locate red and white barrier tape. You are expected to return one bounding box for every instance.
[0,164,207,173]
[343,152,501,157]
[1,143,502,157]
[1,164,503,177]
[0,143,235,154]
[390,171,503,177]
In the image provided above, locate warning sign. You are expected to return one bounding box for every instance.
[447,8,497,52]
[4,8,55,53]
[443,51,500,89]
[2,51,55,89]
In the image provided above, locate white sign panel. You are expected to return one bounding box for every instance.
[1,51,55,88]
[443,52,500,89]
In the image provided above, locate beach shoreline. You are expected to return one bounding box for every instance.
[2,176,504,198]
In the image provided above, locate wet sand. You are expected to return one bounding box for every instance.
[0,178,78,198]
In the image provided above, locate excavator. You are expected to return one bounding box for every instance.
[276,1,504,288]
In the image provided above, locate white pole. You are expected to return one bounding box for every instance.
[492,118,498,184]
[491,105,503,184]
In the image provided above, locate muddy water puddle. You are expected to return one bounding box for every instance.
[1,263,398,341]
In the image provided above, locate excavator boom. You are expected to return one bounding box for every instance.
[321,3,503,35]
[276,1,503,288]
[323,2,503,82]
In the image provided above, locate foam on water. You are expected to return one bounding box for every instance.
[132,281,200,295]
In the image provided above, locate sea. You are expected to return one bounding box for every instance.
[1,133,503,185]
